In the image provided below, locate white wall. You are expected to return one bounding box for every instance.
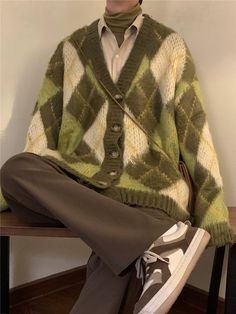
[1,0,235,299]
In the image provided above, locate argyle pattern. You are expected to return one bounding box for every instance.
[0,14,233,247]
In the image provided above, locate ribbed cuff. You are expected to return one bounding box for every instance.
[201,221,234,248]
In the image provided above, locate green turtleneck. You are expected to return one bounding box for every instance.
[104,3,142,47]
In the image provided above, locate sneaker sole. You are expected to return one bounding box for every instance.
[137,228,211,314]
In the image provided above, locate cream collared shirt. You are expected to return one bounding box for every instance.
[97,12,144,83]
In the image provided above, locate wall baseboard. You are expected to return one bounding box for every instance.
[10,265,86,307]
[10,265,225,313]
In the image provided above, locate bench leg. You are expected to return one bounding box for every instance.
[225,243,236,314]
[0,236,9,314]
[207,245,226,314]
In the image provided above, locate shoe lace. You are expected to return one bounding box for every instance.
[135,250,169,285]
[135,220,192,285]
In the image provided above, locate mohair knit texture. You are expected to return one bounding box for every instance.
[104,2,142,47]
[0,13,234,247]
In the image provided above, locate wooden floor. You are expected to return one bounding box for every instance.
[10,282,84,314]
[10,281,223,314]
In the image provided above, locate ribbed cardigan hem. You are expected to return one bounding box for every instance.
[103,187,192,222]
[103,187,235,248]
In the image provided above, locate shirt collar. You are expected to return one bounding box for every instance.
[98,12,144,39]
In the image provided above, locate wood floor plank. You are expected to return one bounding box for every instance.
[10,267,224,314]
[10,282,217,314]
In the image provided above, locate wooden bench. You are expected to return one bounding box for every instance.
[0,207,236,314]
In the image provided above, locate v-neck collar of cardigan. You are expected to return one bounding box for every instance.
[76,13,154,96]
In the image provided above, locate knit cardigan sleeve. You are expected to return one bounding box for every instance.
[174,36,234,247]
[0,40,65,212]
[22,40,64,154]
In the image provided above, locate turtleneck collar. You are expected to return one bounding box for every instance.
[103,3,142,33]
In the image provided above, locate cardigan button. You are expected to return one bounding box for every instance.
[97,180,108,186]
[114,94,123,102]
[111,123,121,132]
[109,151,119,159]
[108,170,118,176]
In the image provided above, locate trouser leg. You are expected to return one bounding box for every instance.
[0,188,65,227]
[75,204,178,314]
[70,250,141,314]
[0,152,177,275]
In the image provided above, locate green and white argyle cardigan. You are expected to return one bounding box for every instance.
[0,14,234,247]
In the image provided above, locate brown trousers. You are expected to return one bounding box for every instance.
[0,152,177,314]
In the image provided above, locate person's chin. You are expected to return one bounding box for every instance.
[106,5,126,14]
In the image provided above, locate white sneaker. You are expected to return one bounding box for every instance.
[133,220,211,314]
